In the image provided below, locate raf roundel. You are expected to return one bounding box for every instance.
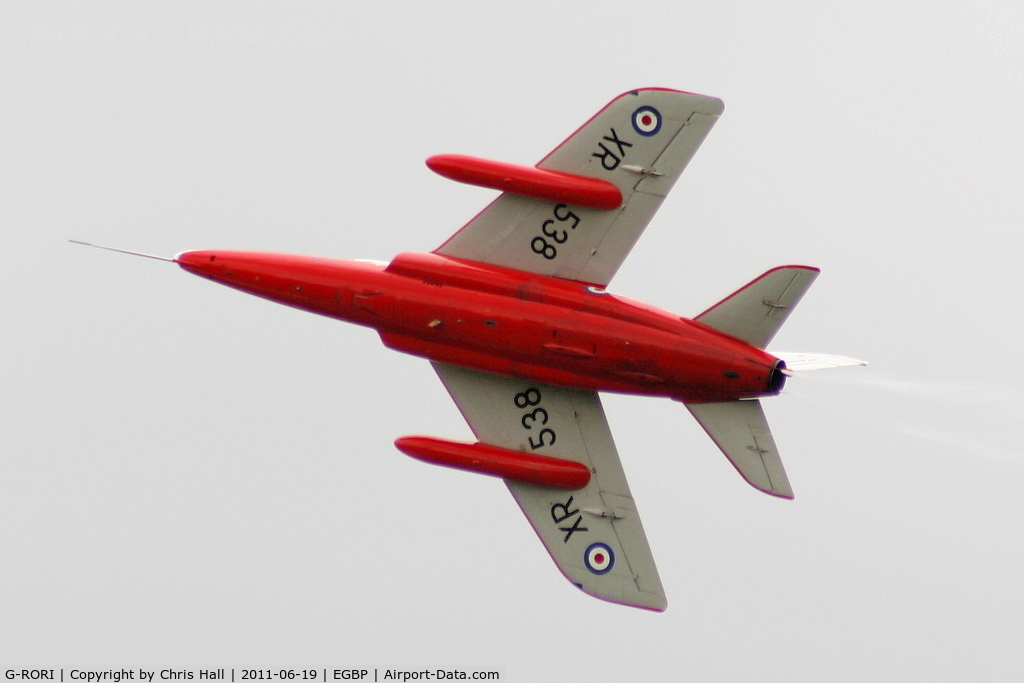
[631,106,662,136]
[584,542,615,574]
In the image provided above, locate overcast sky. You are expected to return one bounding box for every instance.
[4,2,1023,680]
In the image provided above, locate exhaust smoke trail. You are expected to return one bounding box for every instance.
[784,371,1022,465]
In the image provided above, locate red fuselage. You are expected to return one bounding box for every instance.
[176,250,786,403]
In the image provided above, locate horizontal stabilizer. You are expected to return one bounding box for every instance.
[695,266,819,348]
[686,400,793,499]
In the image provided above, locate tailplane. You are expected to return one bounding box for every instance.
[694,265,819,348]
[686,400,793,499]
[688,266,865,499]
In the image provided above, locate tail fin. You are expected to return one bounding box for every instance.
[695,266,819,349]
[686,399,793,499]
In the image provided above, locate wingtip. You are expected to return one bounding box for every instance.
[574,582,668,612]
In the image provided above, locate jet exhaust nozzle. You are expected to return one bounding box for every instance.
[768,360,788,394]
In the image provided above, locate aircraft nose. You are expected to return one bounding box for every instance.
[175,250,222,278]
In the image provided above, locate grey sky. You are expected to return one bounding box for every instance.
[3,2,1022,680]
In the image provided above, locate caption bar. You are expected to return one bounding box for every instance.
[4,671,502,683]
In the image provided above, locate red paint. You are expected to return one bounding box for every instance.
[394,436,591,489]
[426,154,622,210]
[175,250,786,403]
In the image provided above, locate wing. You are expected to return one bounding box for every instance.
[432,362,667,611]
[435,88,724,286]
[685,399,794,499]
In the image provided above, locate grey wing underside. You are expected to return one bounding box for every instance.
[432,362,667,611]
[435,89,723,287]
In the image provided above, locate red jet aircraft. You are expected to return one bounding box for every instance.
[82,88,863,610]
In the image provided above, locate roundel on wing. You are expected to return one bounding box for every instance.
[584,542,615,574]
[631,106,662,136]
